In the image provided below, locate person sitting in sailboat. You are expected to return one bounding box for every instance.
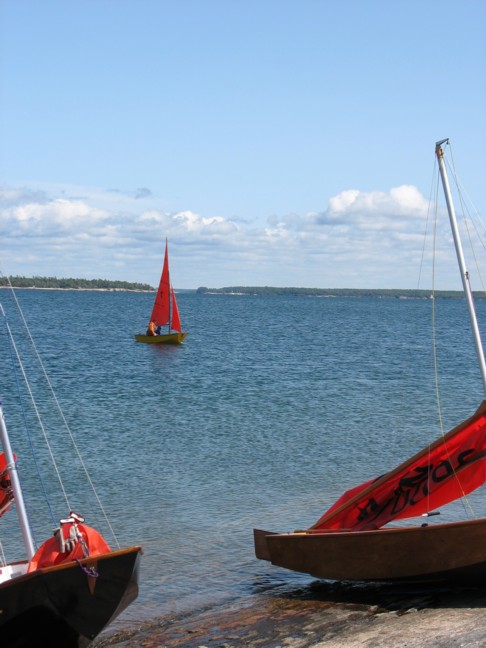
[146,320,156,336]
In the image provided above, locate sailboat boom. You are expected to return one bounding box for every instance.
[436,140,486,397]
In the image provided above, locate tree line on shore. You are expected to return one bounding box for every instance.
[0,275,154,291]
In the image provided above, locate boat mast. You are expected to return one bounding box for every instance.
[0,306,36,559]
[0,404,36,559]
[435,139,486,397]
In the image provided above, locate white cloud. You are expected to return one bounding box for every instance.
[0,182,476,289]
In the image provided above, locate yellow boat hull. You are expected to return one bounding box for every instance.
[134,332,187,345]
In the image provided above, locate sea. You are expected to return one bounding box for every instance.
[0,288,486,634]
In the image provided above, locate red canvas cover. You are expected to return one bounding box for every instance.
[311,401,486,532]
[150,240,170,326]
[27,523,111,572]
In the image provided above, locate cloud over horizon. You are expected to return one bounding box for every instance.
[0,182,471,290]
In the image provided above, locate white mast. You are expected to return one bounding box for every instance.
[0,405,36,559]
[435,139,486,397]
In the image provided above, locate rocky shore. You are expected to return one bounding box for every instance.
[95,581,486,647]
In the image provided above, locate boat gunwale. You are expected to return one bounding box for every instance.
[0,545,142,588]
[258,517,486,538]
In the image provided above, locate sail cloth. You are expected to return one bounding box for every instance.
[150,241,183,333]
[170,287,183,333]
[27,523,111,572]
[0,453,14,517]
[150,240,170,326]
[311,401,486,532]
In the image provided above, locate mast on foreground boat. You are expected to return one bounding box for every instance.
[436,139,486,396]
[0,305,35,559]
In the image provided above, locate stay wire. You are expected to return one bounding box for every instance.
[444,149,486,295]
[0,273,121,548]
[1,306,57,536]
[0,302,72,516]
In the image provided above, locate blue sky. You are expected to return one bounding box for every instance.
[0,0,485,289]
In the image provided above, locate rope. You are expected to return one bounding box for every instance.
[1,304,72,514]
[445,149,486,295]
[2,306,57,533]
[0,273,121,548]
[0,540,7,567]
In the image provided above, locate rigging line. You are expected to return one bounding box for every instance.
[1,277,121,547]
[444,154,486,295]
[444,151,486,517]
[0,540,7,568]
[447,144,486,229]
[2,307,57,532]
[450,171,486,253]
[417,155,439,290]
[1,306,72,513]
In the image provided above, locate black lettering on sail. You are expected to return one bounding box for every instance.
[457,449,475,466]
[352,446,484,529]
[432,460,453,482]
[398,466,430,505]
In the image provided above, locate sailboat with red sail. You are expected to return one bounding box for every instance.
[135,239,187,345]
[254,139,486,583]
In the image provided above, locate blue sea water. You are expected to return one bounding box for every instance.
[1,289,486,631]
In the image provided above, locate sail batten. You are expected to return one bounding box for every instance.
[311,401,486,532]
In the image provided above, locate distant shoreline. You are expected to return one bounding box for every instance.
[0,286,154,293]
[0,276,154,292]
[0,277,478,299]
[196,286,477,299]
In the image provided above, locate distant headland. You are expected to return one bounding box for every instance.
[0,276,154,291]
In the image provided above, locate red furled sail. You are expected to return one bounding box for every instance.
[0,453,14,518]
[27,523,111,572]
[150,240,170,326]
[311,401,486,532]
[170,287,182,333]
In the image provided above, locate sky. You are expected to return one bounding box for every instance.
[0,0,485,290]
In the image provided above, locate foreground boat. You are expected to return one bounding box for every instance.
[0,302,142,647]
[135,239,187,344]
[254,139,486,584]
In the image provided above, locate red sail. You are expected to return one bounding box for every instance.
[27,523,111,572]
[150,240,170,326]
[170,287,182,332]
[311,401,486,532]
[0,452,14,518]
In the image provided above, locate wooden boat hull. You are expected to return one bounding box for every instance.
[0,546,142,648]
[134,332,187,345]
[254,518,486,584]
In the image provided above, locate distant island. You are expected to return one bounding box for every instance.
[0,278,480,299]
[0,275,154,291]
[196,286,482,299]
